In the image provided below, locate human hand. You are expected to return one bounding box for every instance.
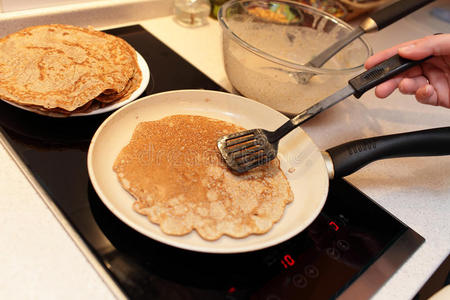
[364,34,450,108]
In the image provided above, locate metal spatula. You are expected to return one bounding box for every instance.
[217,54,431,173]
[293,0,434,84]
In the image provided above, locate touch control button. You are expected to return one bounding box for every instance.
[292,274,308,288]
[337,239,350,251]
[304,265,319,278]
[326,247,341,260]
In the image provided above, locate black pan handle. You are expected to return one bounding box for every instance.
[326,127,450,178]
[369,0,435,31]
[349,54,431,99]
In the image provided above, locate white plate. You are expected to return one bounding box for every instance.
[87,90,329,253]
[1,51,150,118]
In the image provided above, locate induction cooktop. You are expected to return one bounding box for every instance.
[0,25,424,300]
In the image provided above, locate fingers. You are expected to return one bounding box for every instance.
[421,63,450,108]
[377,65,450,108]
[416,85,450,109]
[376,78,444,107]
[372,67,423,98]
[398,76,429,95]
[375,76,428,99]
[374,77,403,98]
[365,34,450,108]
[415,84,438,106]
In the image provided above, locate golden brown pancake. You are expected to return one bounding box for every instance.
[95,69,142,104]
[0,24,141,113]
[113,115,293,240]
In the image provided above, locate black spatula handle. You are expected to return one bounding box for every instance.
[326,127,450,178]
[349,54,431,98]
[369,0,435,31]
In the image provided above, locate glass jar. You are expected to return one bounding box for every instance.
[174,0,212,27]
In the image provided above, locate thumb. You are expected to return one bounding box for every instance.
[398,34,450,60]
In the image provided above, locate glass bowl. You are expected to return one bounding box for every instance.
[218,0,372,116]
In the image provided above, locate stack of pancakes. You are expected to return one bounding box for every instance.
[0,24,142,115]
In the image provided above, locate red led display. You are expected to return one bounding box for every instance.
[281,254,295,269]
[329,221,339,231]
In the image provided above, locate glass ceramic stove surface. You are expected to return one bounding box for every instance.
[0,25,424,300]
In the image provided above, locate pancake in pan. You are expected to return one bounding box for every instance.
[113,115,294,241]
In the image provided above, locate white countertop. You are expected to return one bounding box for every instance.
[0,1,449,299]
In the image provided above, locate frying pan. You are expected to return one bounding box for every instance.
[87,90,450,254]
